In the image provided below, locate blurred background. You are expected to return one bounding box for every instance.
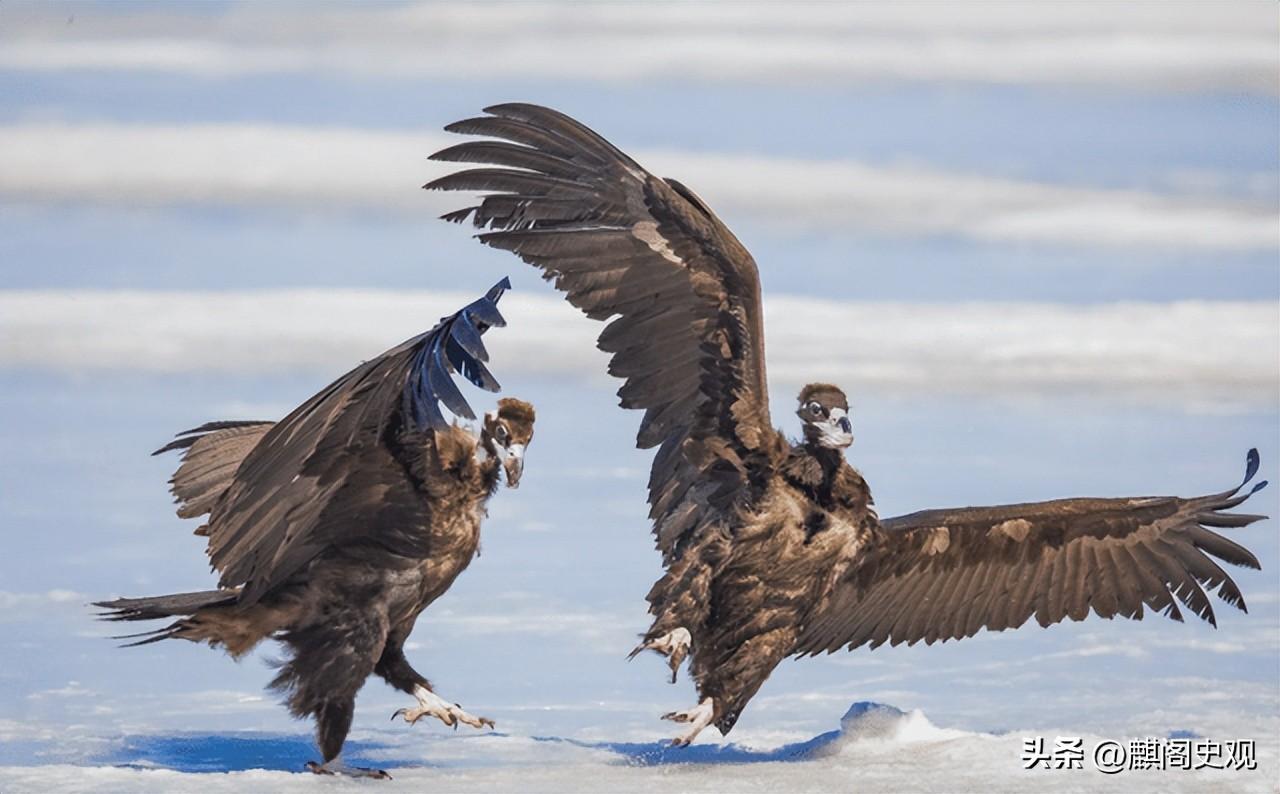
[0,0,1276,777]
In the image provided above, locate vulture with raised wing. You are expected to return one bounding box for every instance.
[96,280,535,777]
[427,104,1268,745]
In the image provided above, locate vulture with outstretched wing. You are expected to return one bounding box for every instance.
[427,104,1268,745]
[96,280,536,777]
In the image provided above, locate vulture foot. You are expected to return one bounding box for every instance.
[629,627,690,683]
[393,684,495,730]
[662,697,715,747]
[305,760,391,779]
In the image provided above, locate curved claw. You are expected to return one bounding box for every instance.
[396,687,495,731]
[630,628,691,683]
[661,697,715,747]
[306,760,391,779]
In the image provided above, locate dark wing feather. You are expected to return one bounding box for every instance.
[796,451,1268,655]
[428,104,780,560]
[154,421,276,532]
[197,281,510,605]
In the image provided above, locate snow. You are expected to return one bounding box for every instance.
[1,702,1274,793]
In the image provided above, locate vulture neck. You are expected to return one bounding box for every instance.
[475,432,503,495]
[802,441,845,472]
[793,440,848,508]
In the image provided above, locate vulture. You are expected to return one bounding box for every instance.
[96,280,535,777]
[426,104,1269,745]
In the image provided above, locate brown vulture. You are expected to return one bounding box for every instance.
[96,280,536,777]
[426,104,1269,745]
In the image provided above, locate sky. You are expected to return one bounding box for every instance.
[0,1,1277,791]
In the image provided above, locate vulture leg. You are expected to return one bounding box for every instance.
[690,626,796,739]
[627,626,691,683]
[303,701,391,779]
[377,635,495,729]
[662,697,716,747]
[269,602,390,777]
[392,685,495,730]
[374,639,431,694]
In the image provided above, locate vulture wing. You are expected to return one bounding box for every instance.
[198,280,511,605]
[796,450,1268,654]
[427,104,778,559]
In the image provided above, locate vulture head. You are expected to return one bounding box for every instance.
[796,383,853,450]
[483,397,536,488]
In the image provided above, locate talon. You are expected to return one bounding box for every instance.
[632,628,691,683]
[398,685,493,732]
[662,697,715,746]
[306,760,390,779]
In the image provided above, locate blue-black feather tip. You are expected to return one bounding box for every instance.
[402,279,512,431]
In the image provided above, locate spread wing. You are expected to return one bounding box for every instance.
[427,103,781,559]
[199,280,510,605]
[796,450,1268,654]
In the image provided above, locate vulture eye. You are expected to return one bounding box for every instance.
[494,424,509,444]
[807,401,823,417]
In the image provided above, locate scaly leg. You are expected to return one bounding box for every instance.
[628,627,691,683]
[662,697,716,747]
[393,684,495,730]
[375,639,496,730]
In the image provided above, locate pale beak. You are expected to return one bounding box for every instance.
[818,408,854,449]
[502,443,525,488]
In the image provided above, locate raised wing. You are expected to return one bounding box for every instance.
[427,103,782,559]
[198,280,510,605]
[796,450,1268,654]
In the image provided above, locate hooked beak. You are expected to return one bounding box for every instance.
[501,443,525,488]
[818,409,854,449]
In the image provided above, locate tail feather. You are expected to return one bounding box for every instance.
[111,626,184,647]
[95,589,238,622]
[94,589,242,649]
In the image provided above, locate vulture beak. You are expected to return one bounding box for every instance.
[818,408,854,449]
[502,443,525,488]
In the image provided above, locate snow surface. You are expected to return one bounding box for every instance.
[2,702,1275,793]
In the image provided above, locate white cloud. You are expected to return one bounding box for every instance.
[0,122,1274,251]
[0,589,86,612]
[26,681,93,700]
[1,2,1275,93]
[0,289,1275,409]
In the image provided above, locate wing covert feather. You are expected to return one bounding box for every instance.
[796,452,1267,655]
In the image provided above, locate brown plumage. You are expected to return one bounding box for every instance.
[96,284,537,777]
[427,103,1268,745]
